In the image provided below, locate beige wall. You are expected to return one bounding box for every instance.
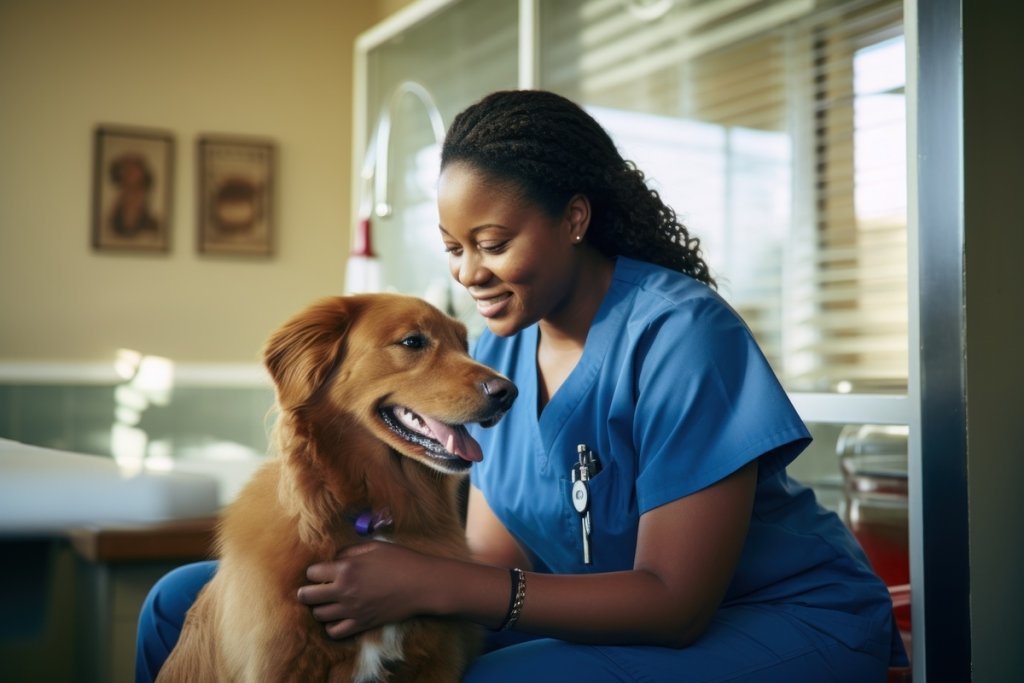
[0,0,393,366]
[378,0,419,17]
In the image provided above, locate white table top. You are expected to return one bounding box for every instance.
[0,438,221,535]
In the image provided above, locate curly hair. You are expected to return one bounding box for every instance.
[440,90,715,287]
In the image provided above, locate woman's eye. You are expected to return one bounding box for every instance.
[479,241,507,254]
[444,244,463,256]
[399,334,428,350]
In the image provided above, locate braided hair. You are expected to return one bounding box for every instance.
[440,90,715,287]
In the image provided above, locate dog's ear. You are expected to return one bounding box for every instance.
[263,297,356,409]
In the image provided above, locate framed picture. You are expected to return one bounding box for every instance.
[197,136,274,256]
[92,126,174,252]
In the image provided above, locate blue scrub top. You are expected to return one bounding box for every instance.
[469,257,903,660]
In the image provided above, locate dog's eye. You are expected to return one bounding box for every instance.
[399,334,428,350]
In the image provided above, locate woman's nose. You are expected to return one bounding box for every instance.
[455,251,489,287]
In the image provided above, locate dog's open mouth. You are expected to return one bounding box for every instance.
[380,406,489,469]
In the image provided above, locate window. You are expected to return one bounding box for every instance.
[538,0,907,396]
[357,0,909,415]
[356,0,518,331]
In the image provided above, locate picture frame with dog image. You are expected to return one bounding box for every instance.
[197,135,274,257]
[91,125,174,253]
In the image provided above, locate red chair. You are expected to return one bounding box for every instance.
[886,583,912,682]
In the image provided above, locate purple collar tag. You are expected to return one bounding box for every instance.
[353,509,393,536]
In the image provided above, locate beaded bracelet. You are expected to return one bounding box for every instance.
[499,567,527,631]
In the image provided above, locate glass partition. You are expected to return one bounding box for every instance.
[359,0,518,335]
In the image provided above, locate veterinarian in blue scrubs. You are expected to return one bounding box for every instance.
[135,90,907,682]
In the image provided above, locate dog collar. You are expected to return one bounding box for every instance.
[353,509,393,536]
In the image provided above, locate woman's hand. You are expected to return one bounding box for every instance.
[297,541,438,640]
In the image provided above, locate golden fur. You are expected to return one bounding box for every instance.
[158,294,516,682]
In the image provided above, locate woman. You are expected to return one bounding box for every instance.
[136,90,905,682]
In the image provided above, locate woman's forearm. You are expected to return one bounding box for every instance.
[443,466,756,647]
[426,558,706,648]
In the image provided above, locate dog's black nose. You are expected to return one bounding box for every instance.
[482,376,517,411]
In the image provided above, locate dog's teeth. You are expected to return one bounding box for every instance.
[446,434,454,453]
[404,408,426,429]
[394,407,432,437]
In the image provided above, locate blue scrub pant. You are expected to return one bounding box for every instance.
[136,561,888,683]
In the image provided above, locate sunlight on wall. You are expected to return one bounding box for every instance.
[108,348,268,502]
[111,349,175,473]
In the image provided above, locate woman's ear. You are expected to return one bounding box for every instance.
[564,194,591,244]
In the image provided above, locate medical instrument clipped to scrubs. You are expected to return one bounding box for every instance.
[571,443,602,565]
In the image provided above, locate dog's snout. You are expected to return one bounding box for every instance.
[482,376,517,411]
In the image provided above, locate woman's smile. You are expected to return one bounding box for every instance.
[472,291,513,318]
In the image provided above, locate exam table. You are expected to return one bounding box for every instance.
[0,438,222,683]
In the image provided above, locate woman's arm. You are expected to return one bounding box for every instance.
[446,460,756,646]
[299,462,757,647]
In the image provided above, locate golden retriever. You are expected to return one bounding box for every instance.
[158,294,517,682]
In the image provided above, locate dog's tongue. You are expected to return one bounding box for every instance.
[422,416,483,462]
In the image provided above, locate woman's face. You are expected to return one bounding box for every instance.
[437,163,580,337]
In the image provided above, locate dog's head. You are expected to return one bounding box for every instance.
[263,294,516,475]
